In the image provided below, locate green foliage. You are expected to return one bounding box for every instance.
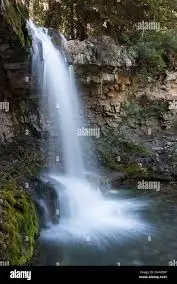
[29,0,177,40]
[136,42,165,76]
[96,129,152,172]
[28,0,177,75]
[122,100,169,122]
[0,181,39,265]
[134,30,177,76]
[96,138,151,176]
[119,141,151,156]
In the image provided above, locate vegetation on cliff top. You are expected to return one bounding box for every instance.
[2,0,177,75]
[29,0,177,39]
[28,0,177,77]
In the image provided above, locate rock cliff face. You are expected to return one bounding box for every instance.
[0,2,49,183]
[0,10,45,146]
[66,38,177,181]
[67,36,136,68]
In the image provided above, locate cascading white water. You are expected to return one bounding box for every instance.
[37,199,51,227]
[29,20,84,177]
[28,20,151,246]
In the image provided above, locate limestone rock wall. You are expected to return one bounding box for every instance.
[0,10,46,146]
[77,68,177,130]
[66,36,177,180]
[75,64,177,180]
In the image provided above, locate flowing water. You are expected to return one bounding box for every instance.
[28,21,177,266]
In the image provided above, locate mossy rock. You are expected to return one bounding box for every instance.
[96,137,152,171]
[122,100,169,122]
[118,140,151,156]
[2,0,30,47]
[121,164,148,178]
[0,181,39,265]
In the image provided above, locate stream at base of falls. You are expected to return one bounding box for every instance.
[33,185,177,266]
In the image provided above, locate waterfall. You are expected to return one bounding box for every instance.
[28,20,151,246]
[28,20,84,177]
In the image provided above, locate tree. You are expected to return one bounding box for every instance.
[28,0,177,41]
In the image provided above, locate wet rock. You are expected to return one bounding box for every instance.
[67,36,136,68]
[0,43,9,52]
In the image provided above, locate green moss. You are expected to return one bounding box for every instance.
[0,232,5,240]
[106,159,121,171]
[96,136,152,171]
[119,140,151,156]
[134,31,177,78]
[122,100,169,122]
[96,142,117,170]
[2,0,29,47]
[121,164,148,178]
[0,181,39,265]
[2,191,16,206]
